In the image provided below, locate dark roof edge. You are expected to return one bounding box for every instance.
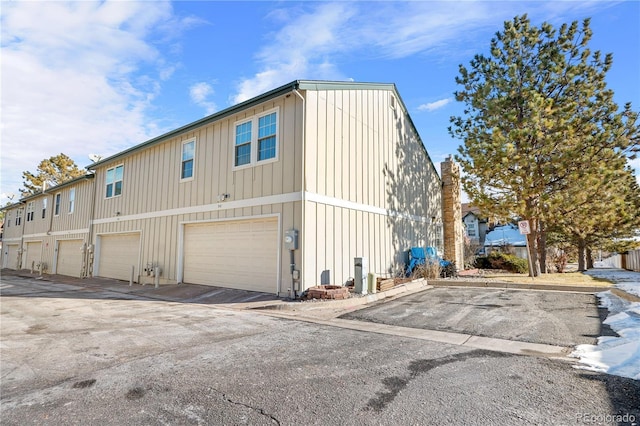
[7,174,96,206]
[84,79,441,184]
[87,81,302,170]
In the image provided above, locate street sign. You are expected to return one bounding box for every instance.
[518,220,531,235]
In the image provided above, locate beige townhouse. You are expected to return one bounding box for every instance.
[2,80,446,297]
[1,175,95,276]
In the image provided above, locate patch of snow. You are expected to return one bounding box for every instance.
[484,224,527,247]
[586,268,640,297]
[571,269,640,379]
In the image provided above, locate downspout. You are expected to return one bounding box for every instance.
[86,174,97,278]
[293,88,306,296]
[18,201,26,270]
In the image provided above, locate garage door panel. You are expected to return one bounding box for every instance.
[98,233,140,281]
[183,218,278,293]
[24,242,42,270]
[57,239,83,277]
[5,244,20,270]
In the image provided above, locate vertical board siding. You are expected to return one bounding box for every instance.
[92,95,301,221]
[87,95,302,288]
[303,88,442,286]
[92,201,301,286]
[9,178,95,275]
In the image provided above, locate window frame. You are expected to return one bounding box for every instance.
[54,193,61,216]
[105,164,124,199]
[42,197,48,219]
[69,188,75,214]
[180,138,196,182]
[15,208,23,226]
[232,107,279,170]
[26,201,34,222]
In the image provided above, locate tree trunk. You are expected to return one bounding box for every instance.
[526,227,542,277]
[586,247,594,269]
[577,239,587,272]
[538,220,547,273]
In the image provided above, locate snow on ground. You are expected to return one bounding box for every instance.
[590,263,640,297]
[571,268,640,380]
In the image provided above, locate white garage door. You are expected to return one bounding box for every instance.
[56,239,84,277]
[97,233,140,281]
[183,217,278,293]
[4,244,20,270]
[24,241,42,270]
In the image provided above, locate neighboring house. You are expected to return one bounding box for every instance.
[1,175,96,276]
[1,80,448,296]
[461,203,489,246]
[484,224,528,259]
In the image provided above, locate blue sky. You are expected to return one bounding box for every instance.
[1,1,639,205]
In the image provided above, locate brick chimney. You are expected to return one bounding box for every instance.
[441,155,464,269]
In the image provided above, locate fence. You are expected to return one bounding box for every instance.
[597,254,622,268]
[621,249,640,272]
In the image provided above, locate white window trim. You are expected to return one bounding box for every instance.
[42,197,48,219]
[232,106,280,171]
[105,164,124,199]
[180,138,196,183]
[68,188,75,214]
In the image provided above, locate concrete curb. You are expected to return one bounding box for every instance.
[249,279,432,312]
[257,314,572,360]
[429,279,612,293]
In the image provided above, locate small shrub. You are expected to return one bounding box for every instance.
[475,251,528,274]
[463,238,482,269]
[412,260,441,280]
[474,256,492,269]
[440,261,457,278]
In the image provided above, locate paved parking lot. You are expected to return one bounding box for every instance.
[1,273,639,425]
[340,287,610,346]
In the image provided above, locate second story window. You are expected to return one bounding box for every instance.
[26,202,34,222]
[235,121,252,167]
[258,112,277,161]
[15,208,23,226]
[106,165,124,198]
[181,139,195,180]
[233,108,279,169]
[69,188,75,213]
[54,193,61,216]
[42,198,47,219]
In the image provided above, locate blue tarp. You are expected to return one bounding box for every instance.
[406,246,451,276]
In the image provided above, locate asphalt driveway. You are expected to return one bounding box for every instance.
[2,274,639,425]
[340,287,609,346]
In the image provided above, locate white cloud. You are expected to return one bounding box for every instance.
[232,1,619,105]
[0,0,190,203]
[418,98,452,112]
[232,3,355,103]
[189,82,217,115]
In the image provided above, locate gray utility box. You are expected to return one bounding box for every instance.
[354,257,368,295]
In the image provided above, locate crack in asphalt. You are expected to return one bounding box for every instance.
[366,349,510,413]
[222,392,281,425]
